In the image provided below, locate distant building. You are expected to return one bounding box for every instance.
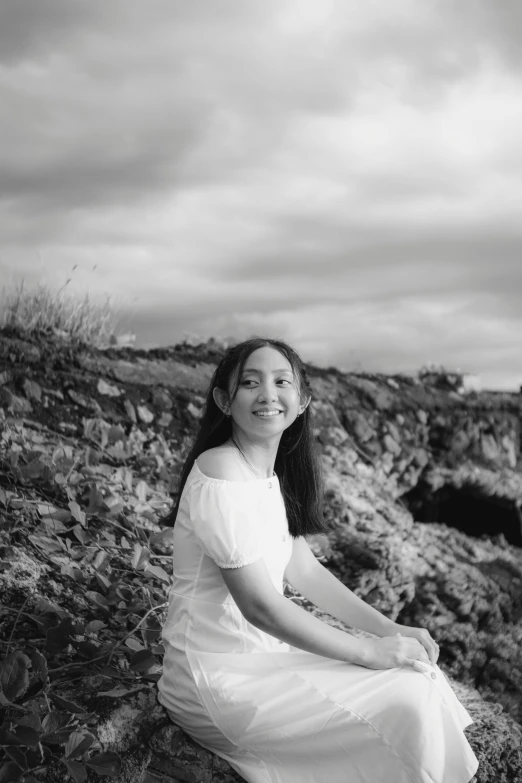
[418,364,481,394]
[457,373,482,395]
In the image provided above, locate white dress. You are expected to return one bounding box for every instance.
[158,461,479,783]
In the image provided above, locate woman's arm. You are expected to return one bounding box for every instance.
[284,536,398,637]
[221,558,368,664]
[220,556,430,671]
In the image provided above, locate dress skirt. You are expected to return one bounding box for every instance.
[160,645,479,783]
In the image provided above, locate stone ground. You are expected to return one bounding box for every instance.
[1,328,521,782]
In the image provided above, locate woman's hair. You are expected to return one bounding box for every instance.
[162,337,326,537]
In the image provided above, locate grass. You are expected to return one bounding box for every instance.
[0,277,121,348]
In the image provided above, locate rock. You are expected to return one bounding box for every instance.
[68,388,101,413]
[108,424,126,444]
[23,378,43,402]
[348,377,395,410]
[95,689,164,751]
[0,547,49,600]
[124,398,137,423]
[501,435,517,469]
[311,400,341,425]
[2,328,522,782]
[138,404,155,424]
[383,434,401,456]
[80,355,215,393]
[362,439,383,460]
[58,421,77,432]
[98,379,122,397]
[412,448,429,468]
[480,433,500,462]
[158,412,173,428]
[152,388,173,411]
[186,402,202,419]
[322,426,349,447]
[0,387,32,414]
[386,422,401,443]
[4,339,41,363]
[451,681,522,783]
[147,723,244,782]
[450,430,471,454]
[311,401,348,448]
[343,410,375,443]
[43,387,64,401]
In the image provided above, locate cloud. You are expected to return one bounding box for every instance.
[128,294,521,390]
[0,1,521,390]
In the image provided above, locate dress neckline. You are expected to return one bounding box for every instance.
[193,459,279,485]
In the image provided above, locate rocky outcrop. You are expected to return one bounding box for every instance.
[308,367,522,729]
[1,327,522,782]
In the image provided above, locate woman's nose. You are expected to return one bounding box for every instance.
[257,383,278,402]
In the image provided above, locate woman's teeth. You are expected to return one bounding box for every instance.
[254,411,281,417]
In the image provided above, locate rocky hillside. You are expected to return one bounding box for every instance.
[1,327,521,783]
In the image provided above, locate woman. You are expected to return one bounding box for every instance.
[158,337,479,783]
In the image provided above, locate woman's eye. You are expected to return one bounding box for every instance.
[240,378,292,387]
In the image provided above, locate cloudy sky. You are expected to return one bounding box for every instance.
[1,1,521,389]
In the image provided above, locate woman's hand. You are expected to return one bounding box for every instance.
[359,633,432,672]
[390,624,440,666]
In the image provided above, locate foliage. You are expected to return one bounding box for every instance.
[0,409,177,781]
[0,278,120,348]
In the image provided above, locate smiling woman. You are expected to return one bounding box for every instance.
[157,337,479,783]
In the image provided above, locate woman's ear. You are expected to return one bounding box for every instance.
[213,387,230,416]
[298,393,312,416]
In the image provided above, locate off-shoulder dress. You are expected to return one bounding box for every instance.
[157,461,479,783]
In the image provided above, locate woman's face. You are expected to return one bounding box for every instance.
[224,346,307,440]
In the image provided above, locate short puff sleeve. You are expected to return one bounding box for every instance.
[189,480,263,568]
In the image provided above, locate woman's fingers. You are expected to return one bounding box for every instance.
[419,633,439,665]
[397,630,439,665]
[426,639,439,665]
[416,642,431,664]
[409,639,430,664]
[396,632,431,665]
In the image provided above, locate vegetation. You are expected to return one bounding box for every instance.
[1,277,119,348]
[0,277,230,779]
[0,403,178,780]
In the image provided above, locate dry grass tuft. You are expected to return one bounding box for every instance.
[1,278,118,347]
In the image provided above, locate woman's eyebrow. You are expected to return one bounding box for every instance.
[241,368,293,374]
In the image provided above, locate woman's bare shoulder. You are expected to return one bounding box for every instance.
[196,445,247,481]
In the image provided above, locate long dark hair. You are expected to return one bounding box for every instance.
[162,337,326,538]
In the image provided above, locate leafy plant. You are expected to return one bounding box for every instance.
[0,412,176,780]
